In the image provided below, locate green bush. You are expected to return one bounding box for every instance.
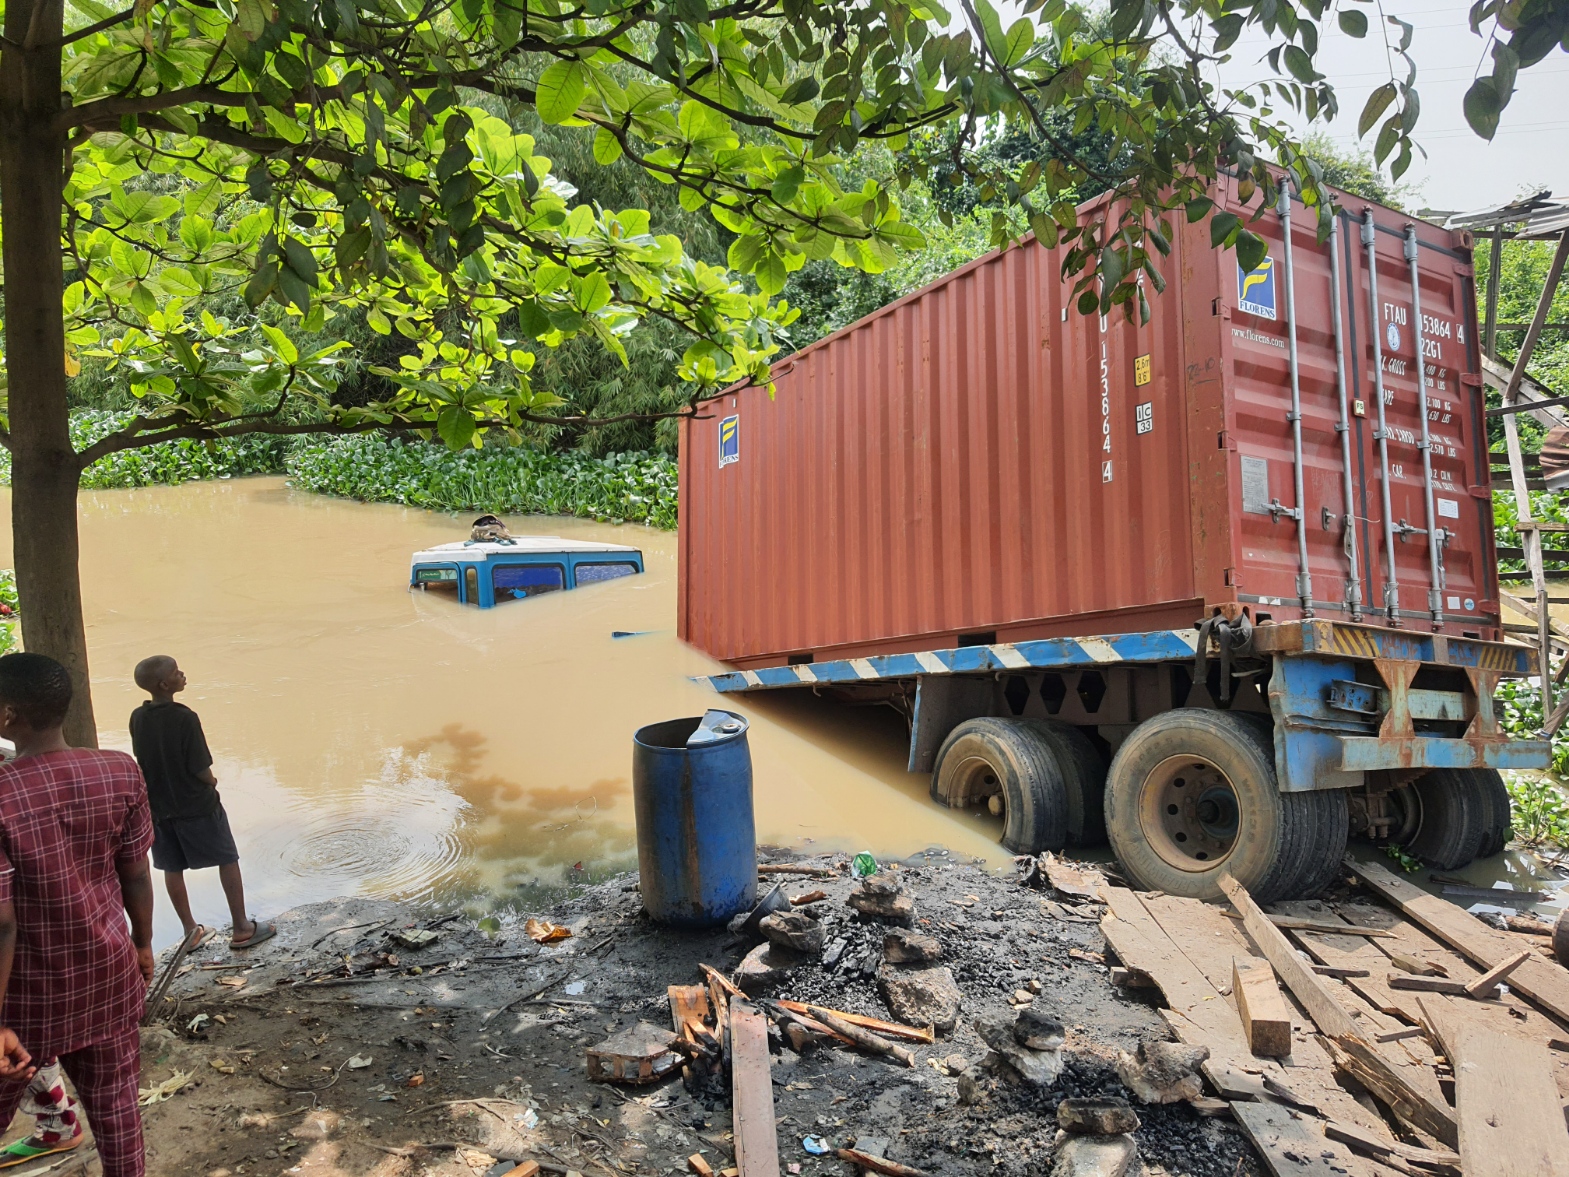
[1505,775,1569,850]
[284,434,677,529]
[0,410,289,489]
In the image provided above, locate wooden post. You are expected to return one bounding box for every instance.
[1500,230,1569,714]
[1231,957,1292,1057]
[1484,225,1503,360]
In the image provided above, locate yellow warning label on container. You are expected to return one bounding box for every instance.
[1134,354,1152,386]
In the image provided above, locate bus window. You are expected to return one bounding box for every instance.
[464,566,480,605]
[575,562,640,585]
[493,564,566,602]
[413,567,460,600]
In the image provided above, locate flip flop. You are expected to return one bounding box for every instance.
[0,1134,83,1169]
[229,919,277,951]
[187,925,217,949]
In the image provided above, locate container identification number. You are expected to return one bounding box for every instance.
[1099,315,1113,481]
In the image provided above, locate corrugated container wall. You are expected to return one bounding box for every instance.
[678,178,1498,670]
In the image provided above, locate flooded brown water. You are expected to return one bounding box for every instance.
[0,478,1007,944]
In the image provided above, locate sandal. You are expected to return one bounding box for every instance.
[0,1134,82,1169]
[185,925,217,949]
[230,919,277,951]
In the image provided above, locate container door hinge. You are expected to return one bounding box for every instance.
[1224,567,1237,586]
[1461,373,1483,387]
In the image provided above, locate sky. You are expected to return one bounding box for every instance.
[1216,0,1569,213]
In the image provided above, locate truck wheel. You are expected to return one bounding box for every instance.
[1388,768,1490,870]
[1470,769,1513,858]
[1021,719,1108,847]
[931,718,1069,854]
[1103,710,1339,902]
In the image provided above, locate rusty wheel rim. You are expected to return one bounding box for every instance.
[1137,754,1241,872]
[947,754,1003,812]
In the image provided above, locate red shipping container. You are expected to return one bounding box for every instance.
[678,179,1497,670]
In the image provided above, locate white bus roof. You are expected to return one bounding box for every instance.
[410,538,641,565]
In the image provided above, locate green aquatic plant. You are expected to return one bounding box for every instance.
[1505,775,1569,852]
[1381,843,1423,873]
[285,435,677,530]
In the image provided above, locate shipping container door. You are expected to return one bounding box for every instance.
[1338,208,1496,635]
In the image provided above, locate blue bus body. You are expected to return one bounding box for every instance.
[410,539,643,608]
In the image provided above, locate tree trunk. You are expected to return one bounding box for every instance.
[0,0,97,747]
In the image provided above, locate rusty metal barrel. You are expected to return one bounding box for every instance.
[631,709,756,926]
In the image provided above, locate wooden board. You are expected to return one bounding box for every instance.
[1234,957,1292,1058]
[1348,858,1569,1027]
[1106,889,1393,1145]
[729,999,781,1177]
[1218,876,1458,1149]
[1232,1102,1391,1177]
[1421,998,1569,1177]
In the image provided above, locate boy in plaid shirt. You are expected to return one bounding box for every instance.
[0,654,154,1177]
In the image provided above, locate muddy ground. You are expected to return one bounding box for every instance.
[23,850,1274,1177]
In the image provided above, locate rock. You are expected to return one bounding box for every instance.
[822,937,848,968]
[1027,979,1043,994]
[956,1065,991,1105]
[1057,1098,1140,1136]
[291,1110,341,1142]
[734,942,807,995]
[848,878,916,925]
[1115,1040,1209,1104]
[1012,988,1035,1004]
[942,1053,970,1076]
[759,911,826,955]
[1048,1133,1140,1177]
[975,1015,1063,1086]
[1014,1008,1067,1051]
[883,929,942,963]
[878,964,960,1034]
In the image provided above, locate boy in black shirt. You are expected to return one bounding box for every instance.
[129,657,274,950]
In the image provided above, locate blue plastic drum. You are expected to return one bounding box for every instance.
[632,709,756,926]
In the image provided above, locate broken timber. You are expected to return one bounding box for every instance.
[1232,958,1292,1058]
[1348,857,1569,1025]
[1099,885,1399,1170]
[1420,997,1569,1177]
[1217,875,1459,1149]
[1232,1102,1387,1177]
[729,998,781,1177]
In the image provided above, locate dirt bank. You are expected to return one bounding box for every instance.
[102,850,1266,1177]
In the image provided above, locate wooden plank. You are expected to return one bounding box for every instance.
[729,999,781,1177]
[1220,910,1395,938]
[1232,1102,1389,1177]
[1420,998,1569,1177]
[1463,949,1533,999]
[1389,975,1471,994]
[1233,957,1292,1058]
[1323,1121,1460,1170]
[1122,892,1394,1143]
[1219,876,1459,1149]
[776,1001,934,1044]
[1347,858,1569,1027]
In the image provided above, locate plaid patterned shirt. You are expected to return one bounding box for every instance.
[0,750,154,1057]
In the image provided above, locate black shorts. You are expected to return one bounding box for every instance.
[151,807,239,872]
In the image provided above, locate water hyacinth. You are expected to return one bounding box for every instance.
[0,410,288,489]
[0,411,679,529]
[284,435,678,529]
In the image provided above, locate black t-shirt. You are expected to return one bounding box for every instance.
[129,701,219,822]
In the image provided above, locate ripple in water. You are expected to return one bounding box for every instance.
[277,748,469,903]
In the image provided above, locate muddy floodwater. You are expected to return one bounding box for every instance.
[0,477,1010,945]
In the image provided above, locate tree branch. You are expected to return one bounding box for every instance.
[58,5,136,46]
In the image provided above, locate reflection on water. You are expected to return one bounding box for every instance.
[0,478,1005,945]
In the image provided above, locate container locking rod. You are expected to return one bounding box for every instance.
[1278,188,1313,617]
[1403,225,1446,628]
[1363,210,1401,625]
[1329,216,1363,620]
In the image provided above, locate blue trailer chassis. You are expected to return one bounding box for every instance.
[702,620,1550,791]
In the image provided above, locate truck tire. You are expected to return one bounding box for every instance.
[1389,768,1491,870]
[1103,710,1343,903]
[1469,768,1513,858]
[1023,719,1108,847]
[931,718,1069,854]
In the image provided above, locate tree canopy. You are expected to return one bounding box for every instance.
[0,0,1555,740]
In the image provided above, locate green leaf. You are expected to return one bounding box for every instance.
[1185,197,1213,223]
[755,253,787,296]
[1000,17,1034,66]
[770,165,805,205]
[1358,82,1397,137]
[1235,230,1268,274]
[235,0,267,40]
[1463,77,1500,139]
[1209,210,1240,247]
[1338,9,1368,37]
[1282,45,1317,83]
[592,127,623,164]
[437,405,477,450]
[536,59,589,124]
